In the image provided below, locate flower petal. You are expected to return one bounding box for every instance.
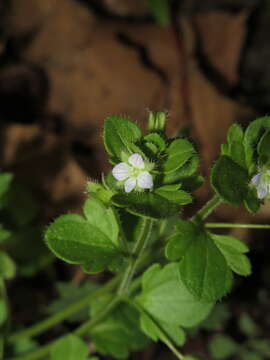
[137,171,153,189]
[251,173,261,186]
[124,177,137,193]
[112,163,131,181]
[257,184,268,199]
[128,153,145,169]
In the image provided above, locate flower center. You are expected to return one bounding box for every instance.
[130,167,142,178]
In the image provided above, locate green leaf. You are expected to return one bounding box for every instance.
[211,155,249,205]
[210,234,249,253]
[163,139,195,174]
[138,263,214,328]
[87,181,113,205]
[238,313,259,337]
[12,338,38,356]
[48,281,98,323]
[165,220,197,261]
[257,129,270,157]
[155,187,192,205]
[249,339,270,357]
[147,0,171,26]
[91,300,148,359]
[50,335,88,360]
[209,334,238,359]
[84,198,119,246]
[224,124,246,168]
[179,230,230,301]
[140,311,185,347]
[163,155,199,184]
[244,116,270,171]
[229,142,246,168]
[6,226,52,277]
[5,184,39,226]
[103,116,142,159]
[45,214,120,273]
[112,192,180,219]
[201,303,230,331]
[244,187,261,214]
[228,123,244,144]
[211,234,251,276]
[0,252,16,279]
[0,225,11,244]
[144,133,166,152]
[180,175,204,192]
[0,173,13,205]
[240,351,263,360]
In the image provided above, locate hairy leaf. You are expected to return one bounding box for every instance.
[138,263,214,328]
[112,192,180,219]
[211,156,249,205]
[84,198,119,246]
[50,335,88,360]
[103,116,142,159]
[45,214,120,273]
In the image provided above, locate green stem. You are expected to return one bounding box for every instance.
[0,278,8,360]
[12,278,142,360]
[11,218,154,360]
[8,274,121,344]
[117,218,153,295]
[206,222,270,229]
[191,194,221,222]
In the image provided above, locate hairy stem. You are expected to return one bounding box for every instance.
[8,275,121,344]
[0,278,8,360]
[206,222,270,229]
[117,218,153,295]
[191,194,221,222]
[12,278,142,360]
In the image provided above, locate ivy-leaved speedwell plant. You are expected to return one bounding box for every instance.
[4,113,270,360]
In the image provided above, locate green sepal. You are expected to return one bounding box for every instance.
[147,111,166,132]
[163,139,195,174]
[137,263,214,328]
[103,115,142,159]
[86,181,113,205]
[112,192,180,219]
[45,214,121,274]
[211,155,249,206]
[227,123,244,144]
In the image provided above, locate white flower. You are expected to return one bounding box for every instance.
[251,169,270,199]
[112,153,153,193]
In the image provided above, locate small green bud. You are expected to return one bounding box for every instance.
[148,111,166,132]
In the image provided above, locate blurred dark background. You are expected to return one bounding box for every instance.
[1,1,270,359]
